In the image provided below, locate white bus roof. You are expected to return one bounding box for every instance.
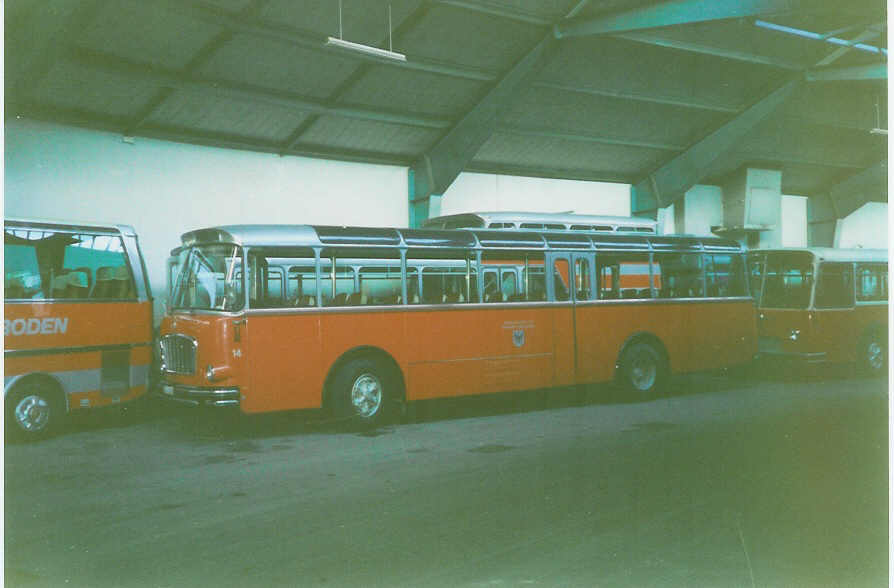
[423,211,657,232]
[5,217,138,236]
[179,224,743,253]
[754,247,888,263]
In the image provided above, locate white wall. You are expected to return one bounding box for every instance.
[837,201,888,249]
[5,118,408,313]
[440,172,631,216]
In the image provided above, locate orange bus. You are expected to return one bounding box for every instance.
[4,218,154,439]
[158,225,755,425]
[748,248,888,374]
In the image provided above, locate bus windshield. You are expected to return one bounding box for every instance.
[172,244,244,311]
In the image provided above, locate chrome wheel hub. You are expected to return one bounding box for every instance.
[629,351,657,391]
[15,394,50,432]
[867,342,883,370]
[351,373,383,418]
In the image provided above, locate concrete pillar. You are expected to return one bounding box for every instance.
[671,185,723,236]
[807,193,841,247]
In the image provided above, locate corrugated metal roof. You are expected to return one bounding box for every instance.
[5,0,886,213]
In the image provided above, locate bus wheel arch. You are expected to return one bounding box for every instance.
[5,373,66,441]
[858,325,887,375]
[323,347,405,425]
[615,333,670,397]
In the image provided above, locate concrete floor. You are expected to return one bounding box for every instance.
[5,365,888,587]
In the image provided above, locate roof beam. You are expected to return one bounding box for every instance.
[160,0,496,82]
[432,0,552,26]
[498,124,685,151]
[65,48,451,130]
[615,31,805,69]
[554,0,816,39]
[632,76,802,213]
[822,160,888,219]
[534,81,740,112]
[806,63,887,82]
[410,34,558,201]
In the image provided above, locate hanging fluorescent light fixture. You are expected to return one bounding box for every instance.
[325,1,406,62]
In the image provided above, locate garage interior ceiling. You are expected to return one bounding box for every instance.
[6,0,887,215]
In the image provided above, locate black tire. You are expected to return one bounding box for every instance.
[6,380,63,441]
[618,341,666,398]
[858,330,887,376]
[330,357,396,427]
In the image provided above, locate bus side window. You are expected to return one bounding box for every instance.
[288,265,317,307]
[358,265,401,305]
[596,253,651,299]
[857,263,887,302]
[5,233,44,300]
[655,253,703,298]
[552,259,570,302]
[815,262,855,309]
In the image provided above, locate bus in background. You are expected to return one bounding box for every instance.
[4,218,153,439]
[158,224,754,426]
[748,248,887,374]
[422,211,658,234]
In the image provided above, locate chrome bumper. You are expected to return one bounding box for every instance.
[158,383,240,407]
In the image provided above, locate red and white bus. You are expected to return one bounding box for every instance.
[158,225,756,425]
[4,218,154,439]
[748,248,888,373]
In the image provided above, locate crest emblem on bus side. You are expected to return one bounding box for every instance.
[512,329,525,347]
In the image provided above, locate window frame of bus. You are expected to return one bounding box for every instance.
[4,226,139,302]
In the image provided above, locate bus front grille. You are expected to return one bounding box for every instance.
[160,334,197,375]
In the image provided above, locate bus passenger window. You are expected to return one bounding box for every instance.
[597,253,651,299]
[815,263,855,309]
[857,263,888,302]
[705,254,746,297]
[287,265,317,307]
[358,266,401,305]
[574,257,592,300]
[524,263,546,301]
[552,259,570,301]
[409,251,474,305]
[655,254,703,298]
[747,254,765,302]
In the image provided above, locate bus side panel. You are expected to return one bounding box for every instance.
[404,306,557,401]
[574,302,689,382]
[4,348,149,411]
[757,308,812,356]
[814,304,887,363]
[242,313,324,413]
[684,300,756,371]
[4,301,153,410]
[4,301,153,351]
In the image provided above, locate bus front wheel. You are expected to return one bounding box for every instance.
[6,380,62,441]
[618,341,666,398]
[331,357,395,427]
[858,330,886,376]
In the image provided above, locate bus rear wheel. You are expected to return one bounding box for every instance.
[618,341,666,398]
[6,380,62,441]
[858,330,886,376]
[331,357,395,427]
